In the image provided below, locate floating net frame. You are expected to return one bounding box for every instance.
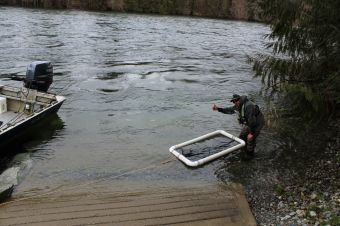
[169,130,245,167]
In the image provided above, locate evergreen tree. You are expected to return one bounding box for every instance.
[251,0,340,119]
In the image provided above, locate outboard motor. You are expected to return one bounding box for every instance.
[25,61,53,92]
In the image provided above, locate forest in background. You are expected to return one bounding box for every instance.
[0,0,260,21]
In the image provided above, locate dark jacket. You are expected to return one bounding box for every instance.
[217,96,264,134]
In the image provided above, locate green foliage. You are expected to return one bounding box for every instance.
[322,214,340,226]
[88,0,106,10]
[275,184,286,196]
[125,0,140,12]
[251,0,340,119]
[305,203,320,218]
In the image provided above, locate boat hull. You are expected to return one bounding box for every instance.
[0,98,65,152]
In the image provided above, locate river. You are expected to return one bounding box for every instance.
[0,7,274,196]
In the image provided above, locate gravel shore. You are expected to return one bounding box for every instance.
[246,122,340,226]
[247,138,340,225]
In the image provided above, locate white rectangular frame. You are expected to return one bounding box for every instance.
[169,130,245,167]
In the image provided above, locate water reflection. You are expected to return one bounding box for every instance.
[97,71,124,80]
[97,88,120,93]
[0,114,65,173]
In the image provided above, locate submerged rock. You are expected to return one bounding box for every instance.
[0,167,20,202]
[0,184,14,202]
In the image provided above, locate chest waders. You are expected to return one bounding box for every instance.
[238,102,256,156]
[238,103,246,125]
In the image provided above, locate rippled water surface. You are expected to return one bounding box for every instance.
[0,7,271,194]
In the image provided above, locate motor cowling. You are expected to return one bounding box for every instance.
[25,61,53,92]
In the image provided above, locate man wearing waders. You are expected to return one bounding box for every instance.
[212,94,264,156]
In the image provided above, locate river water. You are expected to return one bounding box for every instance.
[0,7,274,195]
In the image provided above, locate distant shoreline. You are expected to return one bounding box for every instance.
[0,0,260,22]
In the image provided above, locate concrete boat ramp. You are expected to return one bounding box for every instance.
[0,182,256,226]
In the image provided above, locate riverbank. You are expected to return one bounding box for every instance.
[0,181,256,226]
[2,5,338,225]
[228,118,340,225]
[0,0,260,21]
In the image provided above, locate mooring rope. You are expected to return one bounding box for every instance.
[0,155,176,207]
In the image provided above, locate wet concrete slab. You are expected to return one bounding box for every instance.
[0,182,256,226]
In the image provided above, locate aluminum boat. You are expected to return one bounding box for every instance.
[0,61,65,150]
